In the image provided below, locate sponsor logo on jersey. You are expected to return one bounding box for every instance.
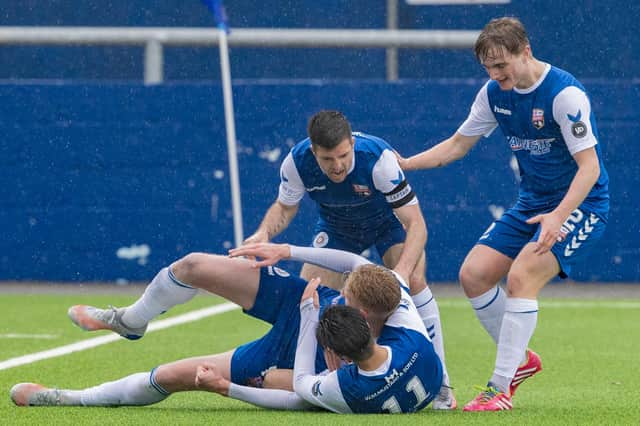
[571,121,587,138]
[494,105,512,116]
[532,108,545,129]
[305,185,326,192]
[312,381,323,397]
[313,231,329,248]
[384,368,400,385]
[507,136,555,155]
[567,109,588,138]
[352,183,372,197]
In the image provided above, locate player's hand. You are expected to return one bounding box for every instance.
[228,243,291,268]
[301,277,321,308]
[242,230,269,246]
[526,212,564,254]
[323,349,343,372]
[195,362,230,396]
[393,150,412,171]
[240,231,270,261]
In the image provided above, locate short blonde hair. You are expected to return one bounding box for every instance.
[343,264,400,317]
[475,17,530,63]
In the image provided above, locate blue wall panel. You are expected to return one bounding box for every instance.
[1,81,638,282]
[0,1,637,80]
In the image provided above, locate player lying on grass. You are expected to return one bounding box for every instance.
[194,279,436,413]
[11,243,443,413]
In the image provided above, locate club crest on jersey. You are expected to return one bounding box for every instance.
[313,231,329,248]
[532,108,545,130]
[352,183,371,197]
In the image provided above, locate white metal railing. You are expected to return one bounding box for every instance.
[0,26,479,84]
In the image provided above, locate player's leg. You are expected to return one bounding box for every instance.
[300,263,344,290]
[262,369,294,391]
[153,350,235,392]
[230,266,331,390]
[459,244,512,344]
[461,214,535,412]
[10,350,234,407]
[493,208,607,397]
[69,254,260,339]
[459,211,540,346]
[485,243,557,397]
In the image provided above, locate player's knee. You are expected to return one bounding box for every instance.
[171,252,210,285]
[459,263,491,297]
[505,268,528,297]
[153,365,190,393]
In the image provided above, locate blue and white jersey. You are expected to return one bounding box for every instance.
[278,132,417,230]
[294,286,442,414]
[458,64,609,216]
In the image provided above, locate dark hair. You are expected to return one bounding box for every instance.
[307,110,352,150]
[316,305,374,362]
[474,17,530,63]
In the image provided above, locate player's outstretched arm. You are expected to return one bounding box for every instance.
[195,362,313,410]
[229,242,292,267]
[230,243,372,272]
[398,132,479,171]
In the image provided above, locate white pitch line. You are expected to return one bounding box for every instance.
[0,302,239,371]
[0,334,59,339]
[436,300,640,309]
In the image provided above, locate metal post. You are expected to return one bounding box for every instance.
[386,0,399,81]
[217,29,244,248]
[144,39,163,85]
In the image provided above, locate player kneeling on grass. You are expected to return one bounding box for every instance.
[11,243,443,414]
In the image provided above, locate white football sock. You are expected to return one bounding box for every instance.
[491,298,538,393]
[469,285,506,344]
[122,267,197,328]
[412,287,450,387]
[65,370,169,406]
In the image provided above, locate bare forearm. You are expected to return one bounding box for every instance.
[404,139,462,170]
[404,133,477,171]
[255,201,299,240]
[553,163,600,220]
[394,220,427,279]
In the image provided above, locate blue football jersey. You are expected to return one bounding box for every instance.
[278,132,416,231]
[460,65,609,216]
[336,325,442,414]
